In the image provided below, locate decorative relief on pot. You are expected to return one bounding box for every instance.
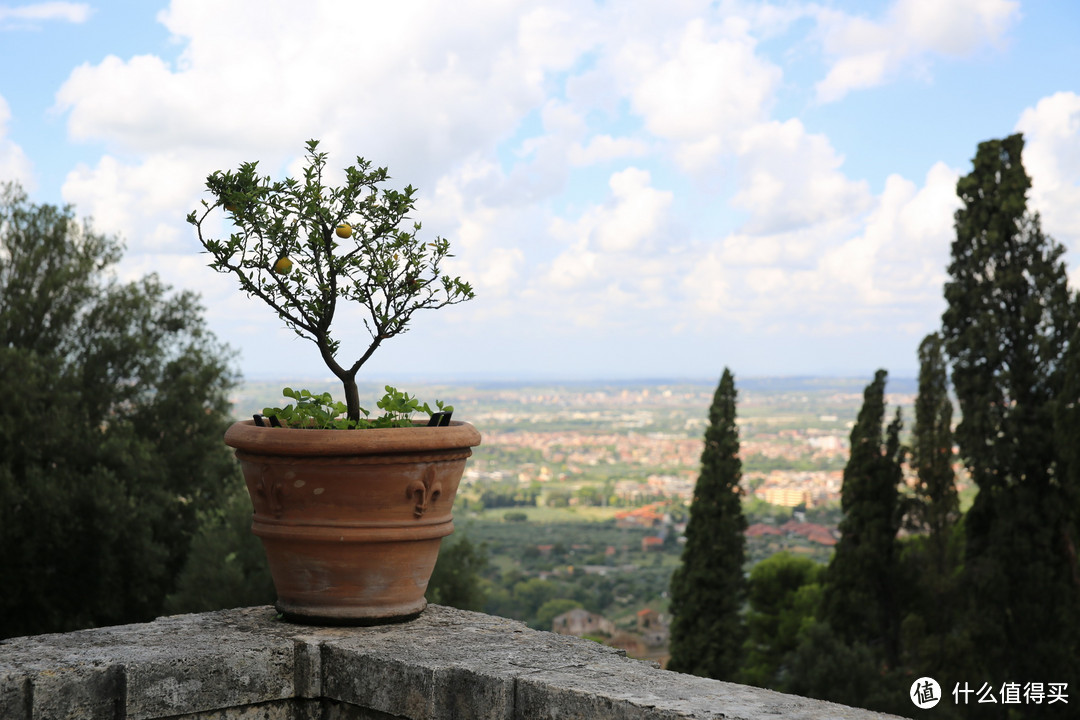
[255,470,286,519]
[407,465,442,519]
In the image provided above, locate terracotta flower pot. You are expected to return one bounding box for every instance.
[224,419,481,625]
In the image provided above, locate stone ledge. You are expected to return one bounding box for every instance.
[0,605,908,720]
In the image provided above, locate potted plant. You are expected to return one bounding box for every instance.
[187,140,480,624]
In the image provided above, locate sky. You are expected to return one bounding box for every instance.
[2,0,1079,386]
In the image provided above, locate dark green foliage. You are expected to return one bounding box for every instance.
[189,141,474,422]
[900,333,963,680]
[941,134,1080,709]
[784,620,902,713]
[897,528,969,694]
[911,333,959,541]
[426,534,489,611]
[1055,325,1080,571]
[819,370,904,666]
[513,577,561,620]
[164,483,274,614]
[944,135,1074,471]
[0,183,240,639]
[739,552,822,689]
[1052,326,1080,681]
[782,372,910,712]
[943,133,1073,495]
[667,368,747,679]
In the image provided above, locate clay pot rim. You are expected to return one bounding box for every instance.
[225,419,481,456]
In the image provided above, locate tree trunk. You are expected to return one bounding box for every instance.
[342,374,361,423]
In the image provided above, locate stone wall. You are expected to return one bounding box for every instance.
[0,605,908,720]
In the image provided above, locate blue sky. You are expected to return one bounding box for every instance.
[2,0,1079,385]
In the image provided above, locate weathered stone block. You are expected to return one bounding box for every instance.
[0,667,31,720]
[0,605,910,720]
[29,662,124,720]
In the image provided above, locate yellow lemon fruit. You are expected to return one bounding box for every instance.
[273,257,293,275]
[336,224,353,238]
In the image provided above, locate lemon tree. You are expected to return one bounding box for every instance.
[188,140,474,422]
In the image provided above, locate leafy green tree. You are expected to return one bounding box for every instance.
[426,534,489,611]
[164,484,275,614]
[897,528,969,714]
[188,140,474,422]
[667,368,747,679]
[784,621,892,712]
[0,183,239,639]
[739,552,823,689]
[819,370,904,666]
[941,133,1079,713]
[509,577,564,627]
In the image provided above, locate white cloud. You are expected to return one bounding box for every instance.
[891,0,1018,55]
[62,151,214,255]
[682,250,732,316]
[547,166,673,264]
[618,16,782,169]
[732,118,872,235]
[422,159,528,304]
[0,94,33,189]
[683,160,958,333]
[531,167,678,326]
[54,0,582,187]
[820,162,958,307]
[569,135,650,166]
[495,100,589,205]
[1016,92,1080,257]
[544,242,600,291]
[50,0,594,308]
[593,167,673,253]
[0,2,90,26]
[516,3,602,74]
[815,0,1020,103]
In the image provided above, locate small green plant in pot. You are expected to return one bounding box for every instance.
[188,141,481,624]
[262,386,454,430]
[188,139,474,424]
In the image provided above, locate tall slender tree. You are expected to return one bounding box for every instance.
[667,367,747,679]
[1053,324,1080,591]
[900,333,963,682]
[819,370,904,667]
[911,332,959,556]
[941,133,1079,715]
[785,371,906,714]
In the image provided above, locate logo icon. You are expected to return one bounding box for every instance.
[911,677,942,709]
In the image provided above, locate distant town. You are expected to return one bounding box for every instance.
[231,376,967,664]
[231,375,929,513]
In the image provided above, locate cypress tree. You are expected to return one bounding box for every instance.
[911,332,959,559]
[1053,324,1080,600]
[901,333,963,681]
[667,367,747,679]
[941,133,1079,713]
[819,370,904,667]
